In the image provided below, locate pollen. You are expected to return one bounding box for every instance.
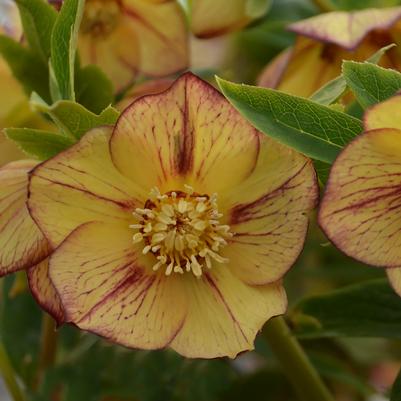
[130,185,232,278]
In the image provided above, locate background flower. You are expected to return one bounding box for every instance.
[258,7,401,97]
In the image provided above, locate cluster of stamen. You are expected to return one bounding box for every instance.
[130,185,232,277]
[81,0,121,38]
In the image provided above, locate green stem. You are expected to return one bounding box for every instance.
[0,343,26,401]
[312,0,337,12]
[38,314,58,371]
[263,316,334,401]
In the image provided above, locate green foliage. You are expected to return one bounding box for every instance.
[310,44,396,107]
[50,0,85,101]
[293,279,401,339]
[329,0,401,10]
[391,367,401,401]
[343,61,401,108]
[5,128,74,160]
[75,65,115,114]
[0,35,50,103]
[31,95,120,139]
[216,77,363,164]
[14,0,57,61]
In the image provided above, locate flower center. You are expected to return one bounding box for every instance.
[81,0,121,38]
[130,185,232,277]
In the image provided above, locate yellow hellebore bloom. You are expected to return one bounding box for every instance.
[191,0,260,38]
[259,7,401,98]
[78,0,189,89]
[319,95,401,296]
[25,73,317,358]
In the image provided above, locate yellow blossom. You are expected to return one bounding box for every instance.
[319,95,401,297]
[259,7,401,98]
[78,0,189,90]
[27,73,317,358]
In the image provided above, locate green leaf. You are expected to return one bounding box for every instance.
[245,0,273,18]
[310,76,347,106]
[292,279,401,339]
[310,44,396,106]
[14,0,57,61]
[50,0,85,101]
[0,35,50,102]
[216,77,363,164]
[391,367,401,401]
[76,65,115,114]
[31,96,120,139]
[343,61,401,108]
[5,128,74,160]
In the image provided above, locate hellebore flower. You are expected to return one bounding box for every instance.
[319,95,401,295]
[0,160,64,322]
[259,7,401,98]
[78,0,189,89]
[191,0,266,38]
[28,73,317,358]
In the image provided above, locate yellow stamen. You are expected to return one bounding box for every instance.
[130,186,232,277]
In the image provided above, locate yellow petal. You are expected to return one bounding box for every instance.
[78,20,140,90]
[387,268,401,297]
[364,95,401,131]
[0,160,49,275]
[220,140,318,285]
[28,127,146,248]
[27,259,64,325]
[191,0,250,38]
[111,72,261,195]
[170,269,287,359]
[50,221,187,350]
[258,47,293,89]
[289,7,401,50]
[319,128,401,267]
[79,0,188,89]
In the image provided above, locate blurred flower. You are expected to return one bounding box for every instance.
[191,0,269,38]
[259,7,401,98]
[28,73,317,358]
[0,160,63,321]
[319,95,401,295]
[0,0,26,165]
[78,0,189,90]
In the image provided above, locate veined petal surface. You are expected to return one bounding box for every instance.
[50,221,187,349]
[28,127,145,248]
[319,128,401,267]
[28,259,64,324]
[111,73,261,194]
[220,142,318,285]
[170,271,286,359]
[0,160,49,275]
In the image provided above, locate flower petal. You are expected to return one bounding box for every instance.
[220,142,318,285]
[0,160,49,275]
[49,221,187,350]
[387,268,401,297]
[170,269,287,359]
[28,127,145,248]
[191,0,250,38]
[319,128,401,267]
[111,73,261,194]
[289,7,401,50]
[27,259,64,325]
[78,21,140,90]
[122,0,188,76]
[364,95,401,131]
